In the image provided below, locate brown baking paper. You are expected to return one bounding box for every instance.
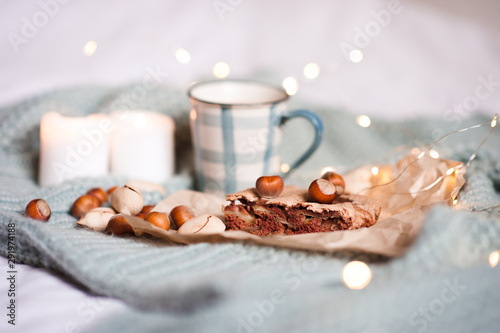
[123,154,466,257]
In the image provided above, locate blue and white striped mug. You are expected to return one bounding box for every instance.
[188,80,323,195]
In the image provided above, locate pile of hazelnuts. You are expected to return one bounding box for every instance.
[255,171,345,203]
[24,185,221,235]
[24,185,169,234]
[24,172,345,232]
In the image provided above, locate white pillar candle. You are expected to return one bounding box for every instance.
[110,111,175,183]
[39,112,112,187]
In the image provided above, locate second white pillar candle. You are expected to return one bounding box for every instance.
[110,111,175,184]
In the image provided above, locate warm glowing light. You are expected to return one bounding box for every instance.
[489,251,499,267]
[453,198,458,206]
[175,48,191,64]
[280,163,290,173]
[321,166,335,175]
[418,152,425,159]
[429,150,440,159]
[213,62,230,78]
[356,115,371,128]
[282,77,298,95]
[83,40,97,57]
[492,119,497,128]
[190,109,197,121]
[371,166,379,176]
[411,147,420,155]
[303,62,320,79]
[446,168,455,176]
[342,261,372,289]
[349,49,363,63]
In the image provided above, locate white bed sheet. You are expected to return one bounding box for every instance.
[0,256,126,333]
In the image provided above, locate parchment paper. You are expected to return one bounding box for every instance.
[123,154,466,257]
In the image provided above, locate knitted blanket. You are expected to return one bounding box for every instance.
[1,85,499,332]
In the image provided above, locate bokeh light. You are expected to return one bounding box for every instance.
[356,115,371,128]
[280,163,290,173]
[349,49,363,63]
[213,62,230,78]
[175,48,191,64]
[342,261,372,289]
[83,41,97,57]
[489,251,499,268]
[282,77,298,95]
[429,150,440,159]
[303,62,320,79]
[321,166,335,175]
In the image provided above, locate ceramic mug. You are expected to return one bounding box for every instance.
[188,79,323,195]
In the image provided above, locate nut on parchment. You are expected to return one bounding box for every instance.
[144,211,170,230]
[110,185,144,215]
[177,214,225,235]
[77,207,116,232]
[105,214,135,235]
[169,205,195,229]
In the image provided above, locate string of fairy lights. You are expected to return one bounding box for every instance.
[81,41,500,288]
[342,113,500,285]
[354,113,498,206]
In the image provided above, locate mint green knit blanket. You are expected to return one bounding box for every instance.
[1,85,499,332]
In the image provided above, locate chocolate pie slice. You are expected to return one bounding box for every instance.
[223,185,381,236]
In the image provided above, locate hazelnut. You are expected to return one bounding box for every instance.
[72,195,100,218]
[136,213,146,219]
[255,175,284,198]
[177,214,225,235]
[25,199,51,222]
[144,211,170,230]
[321,171,345,195]
[77,207,116,232]
[110,185,143,215]
[106,214,134,235]
[107,186,118,196]
[169,205,195,228]
[308,179,337,204]
[87,187,108,204]
[140,205,155,215]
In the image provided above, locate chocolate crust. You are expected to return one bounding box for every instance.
[227,186,381,221]
[224,185,381,236]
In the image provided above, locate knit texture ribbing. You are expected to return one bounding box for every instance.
[0,85,499,332]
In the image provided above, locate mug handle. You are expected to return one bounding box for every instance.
[279,109,323,178]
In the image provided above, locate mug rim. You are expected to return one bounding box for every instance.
[188,79,289,107]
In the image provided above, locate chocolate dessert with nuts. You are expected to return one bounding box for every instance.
[223,175,381,236]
